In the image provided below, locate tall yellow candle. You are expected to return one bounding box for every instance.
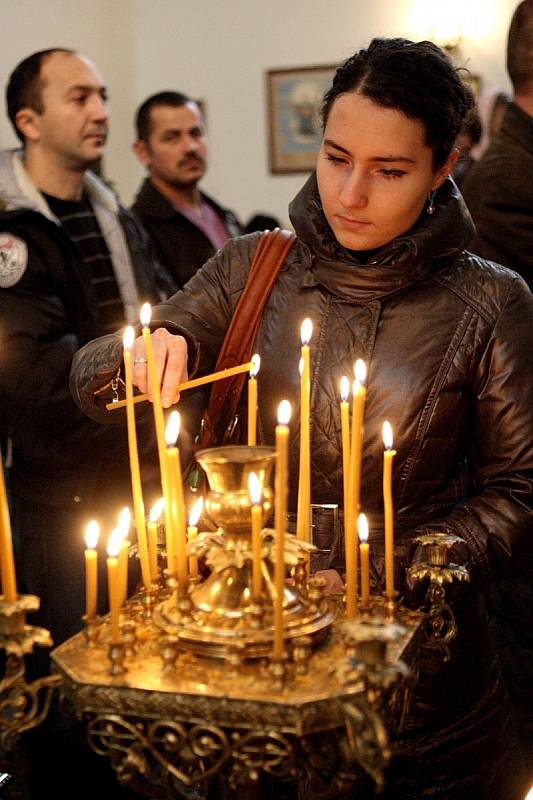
[248,472,263,600]
[382,421,397,600]
[117,508,131,606]
[296,320,312,547]
[358,513,370,610]
[165,412,188,591]
[84,520,99,619]
[107,529,122,642]
[345,359,367,618]
[340,376,351,515]
[0,448,17,602]
[148,498,164,583]
[123,326,152,590]
[274,400,291,660]
[247,354,261,446]
[187,497,204,581]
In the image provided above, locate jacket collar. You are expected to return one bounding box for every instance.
[289,172,475,301]
[498,102,533,154]
[133,177,225,220]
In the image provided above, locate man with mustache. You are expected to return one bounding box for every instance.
[132,91,242,288]
[0,49,174,648]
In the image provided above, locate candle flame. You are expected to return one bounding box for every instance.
[300,318,313,345]
[117,507,131,536]
[249,353,261,377]
[149,497,165,523]
[277,399,292,425]
[140,302,152,328]
[354,359,367,385]
[340,375,350,402]
[85,520,99,549]
[382,420,393,450]
[107,528,123,557]
[248,472,262,505]
[123,325,135,351]
[165,410,180,446]
[358,513,369,543]
[188,496,204,527]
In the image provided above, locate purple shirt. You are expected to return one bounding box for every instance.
[173,199,230,251]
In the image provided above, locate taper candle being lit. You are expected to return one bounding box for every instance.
[165,411,188,590]
[107,528,123,642]
[382,421,397,601]
[358,513,370,610]
[340,376,350,517]
[274,400,291,660]
[148,498,164,584]
[247,354,261,446]
[248,472,263,600]
[84,520,99,620]
[296,319,312,550]
[123,326,152,590]
[187,496,204,581]
[345,359,367,618]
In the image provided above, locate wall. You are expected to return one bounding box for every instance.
[0,0,519,228]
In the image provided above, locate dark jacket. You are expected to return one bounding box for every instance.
[131,178,242,288]
[0,151,172,508]
[462,102,533,290]
[72,174,532,796]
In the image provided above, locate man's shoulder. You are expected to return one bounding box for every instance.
[131,178,174,220]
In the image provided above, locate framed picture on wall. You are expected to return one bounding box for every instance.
[266,64,337,174]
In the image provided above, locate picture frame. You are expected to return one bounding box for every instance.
[266,64,337,174]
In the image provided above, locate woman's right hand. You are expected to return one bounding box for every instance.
[131,328,189,407]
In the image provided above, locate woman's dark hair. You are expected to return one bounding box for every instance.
[321,38,474,169]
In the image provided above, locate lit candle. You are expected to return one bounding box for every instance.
[123,326,152,590]
[345,359,367,618]
[84,520,99,619]
[107,528,122,642]
[248,472,263,600]
[165,411,188,590]
[139,304,171,520]
[358,513,370,610]
[247,354,261,446]
[382,421,397,600]
[0,448,17,602]
[187,496,204,581]
[296,319,312,548]
[117,507,130,607]
[274,400,291,660]
[340,376,350,516]
[147,498,164,584]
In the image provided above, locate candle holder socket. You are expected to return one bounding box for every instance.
[108,641,127,676]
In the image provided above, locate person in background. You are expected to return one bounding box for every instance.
[462,0,533,290]
[131,91,242,288]
[73,37,532,799]
[244,213,281,234]
[452,104,482,188]
[0,48,174,647]
[469,89,510,160]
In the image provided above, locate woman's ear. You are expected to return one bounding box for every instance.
[432,148,459,191]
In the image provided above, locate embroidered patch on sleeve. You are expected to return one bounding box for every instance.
[0,234,28,287]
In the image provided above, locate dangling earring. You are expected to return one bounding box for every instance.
[427,190,436,216]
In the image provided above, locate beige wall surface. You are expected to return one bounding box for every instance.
[0,0,518,228]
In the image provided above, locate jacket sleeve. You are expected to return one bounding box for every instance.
[418,275,533,581]
[70,233,261,423]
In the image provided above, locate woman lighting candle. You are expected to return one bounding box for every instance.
[165,411,188,590]
[123,325,152,590]
[296,319,312,547]
[147,498,164,584]
[274,400,291,660]
[106,528,123,642]
[187,496,204,581]
[358,513,370,610]
[345,358,367,618]
[382,421,397,600]
[247,354,261,446]
[84,520,99,619]
[248,471,263,600]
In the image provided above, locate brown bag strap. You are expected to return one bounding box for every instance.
[200,228,296,447]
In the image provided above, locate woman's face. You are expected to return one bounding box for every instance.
[316,92,454,251]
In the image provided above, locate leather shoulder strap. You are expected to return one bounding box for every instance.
[201,228,296,447]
